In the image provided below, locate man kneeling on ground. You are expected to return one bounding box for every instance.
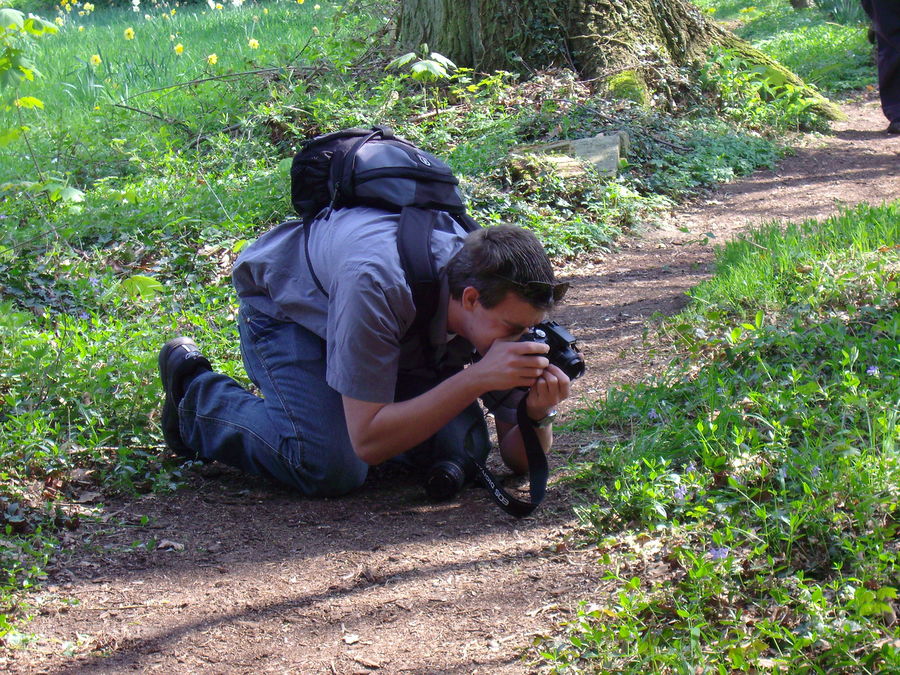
[158,211,571,498]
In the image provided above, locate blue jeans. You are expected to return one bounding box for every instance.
[178,303,489,497]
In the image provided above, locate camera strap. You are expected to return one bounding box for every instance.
[469,396,548,518]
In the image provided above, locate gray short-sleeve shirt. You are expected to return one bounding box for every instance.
[232,207,472,403]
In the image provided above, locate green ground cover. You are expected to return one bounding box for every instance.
[538,202,900,673]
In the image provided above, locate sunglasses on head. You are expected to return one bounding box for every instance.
[491,274,570,304]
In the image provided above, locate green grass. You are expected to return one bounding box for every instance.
[5,0,359,185]
[537,201,900,673]
[695,0,873,93]
[689,202,900,311]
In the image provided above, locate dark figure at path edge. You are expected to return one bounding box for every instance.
[862,0,900,134]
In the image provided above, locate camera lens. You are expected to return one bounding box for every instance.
[425,460,466,501]
[558,351,586,380]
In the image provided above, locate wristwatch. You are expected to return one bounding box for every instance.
[528,408,558,428]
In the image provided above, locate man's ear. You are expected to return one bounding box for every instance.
[461,286,480,310]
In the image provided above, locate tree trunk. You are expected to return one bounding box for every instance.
[396,0,843,120]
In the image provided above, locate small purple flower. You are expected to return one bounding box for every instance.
[685,462,697,474]
[647,408,660,420]
[673,485,687,501]
[78,312,89,320]
[867,366,879,377]
[811,466,821,478]
[709,547,730,560]
[89,276,100,288]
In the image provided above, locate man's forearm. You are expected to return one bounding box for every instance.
[344,368,485,465]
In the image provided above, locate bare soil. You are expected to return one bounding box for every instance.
[5,94,899,675]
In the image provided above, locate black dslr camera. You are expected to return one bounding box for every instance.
[522,321,586,382]
[423,320,585,501]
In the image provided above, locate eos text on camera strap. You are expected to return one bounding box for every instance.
[468,396,548,518]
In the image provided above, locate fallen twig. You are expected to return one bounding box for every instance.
[111,103,192,135]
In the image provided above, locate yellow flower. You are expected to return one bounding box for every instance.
[248,38,260,49]
[78,25,84,31]
[263,7,268,13]
[297,0,303,4]
[55,16,64,25]
[171,8,176,15]
[313,3,320,9]
[312,25,319,35]
[207,53,218,65]
[90,54,101,66]
[84,3,95,11]
[215,2,223,9]
[174,43,184,54]
[124,27,135,40]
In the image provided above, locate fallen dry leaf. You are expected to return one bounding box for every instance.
[157,539,185,552]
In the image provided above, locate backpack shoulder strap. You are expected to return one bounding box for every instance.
[397,207,483,339]
[396,206,438,336]
[303,216,328,298]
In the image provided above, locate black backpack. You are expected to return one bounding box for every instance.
[291,125,480,335]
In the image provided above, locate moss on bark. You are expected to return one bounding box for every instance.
[606,71,651,107]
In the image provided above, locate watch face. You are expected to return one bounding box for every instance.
[533,409,558,427]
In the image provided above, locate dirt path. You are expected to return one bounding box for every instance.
[6,95,899,674]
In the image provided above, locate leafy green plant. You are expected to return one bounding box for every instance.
[701,46,827,132]
[0,6,56,108]
[0,5,85,205]
[387,44,457,112]
[387,44,457,84]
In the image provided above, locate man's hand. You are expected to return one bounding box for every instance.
[525,364,571,421]
[496,363,571,474]
[468,340,551,392]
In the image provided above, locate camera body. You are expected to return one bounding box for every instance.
[522,321,586,382]
[423,320,585,501]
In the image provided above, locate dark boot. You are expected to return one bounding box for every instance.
[158,337,212,457]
